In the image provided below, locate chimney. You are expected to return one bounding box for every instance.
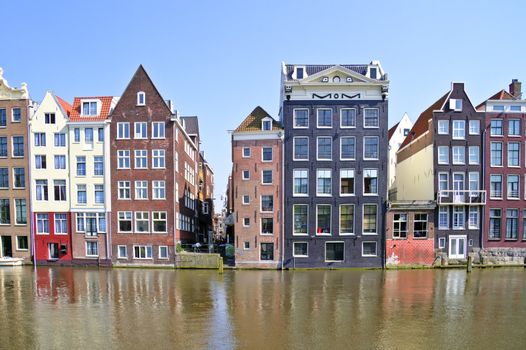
[509,79,522,99]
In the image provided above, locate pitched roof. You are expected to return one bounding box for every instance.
[69,96,114,122]
[181,116,199,136]
[399,92,449,149]
[476,89,516,111]
[284,64,368,81]
[234,106,283,132]
[55,96,73,116]
[388,122,400,141]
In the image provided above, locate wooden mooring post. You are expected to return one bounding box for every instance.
[467,256,472,273]
[218,258,224,274]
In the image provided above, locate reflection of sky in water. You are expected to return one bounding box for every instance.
[0,267,525,349]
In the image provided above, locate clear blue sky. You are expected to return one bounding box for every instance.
[1,0,525,209]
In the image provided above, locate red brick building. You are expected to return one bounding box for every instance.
[231,107,283,268]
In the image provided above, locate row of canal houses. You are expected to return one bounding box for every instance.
[227,61,526,268]
[0,66,214,266]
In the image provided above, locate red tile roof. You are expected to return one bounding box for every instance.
[234,106,283,132]
[475,89,516,111]
[55,96,73,117]
[69,96,114,122]
[388,122,399,141]
[399,92,449,149]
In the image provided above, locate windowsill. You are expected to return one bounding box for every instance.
[361,255,378,258]
[152,198,166,201]
[261,160,273,163]
[85,256,99,258]
[363,126,380,129]
[363,158,379,161]
[293,255,308,258]
[117,257,128,259]
[293,126,309,129]
[490,165,503,168]
[317,159,332,162]
[116,138,130,140]
[505,239,518,241]
[363,193,378,196]
[54,233,68,236]
[316,194,332,197]
[488,238,501,241]
[316,233,332,236]
[316,126,333,129]
[13,187,25,190]
[151,137,166,140]
[47,258,59,262]
[339,233,355,236]
[392,237,408,240]
[340,126,356,129]
[292,233,309,236]
[261,183,273,186]
[363,233,378,235]
[340,158,356,161]
[14,224,27,226]
[413,237,428,240]
[15,249,28,252]
[340,194,355,197]
[118,198,131,201]
[260,233,273,236]
[36,233,50,235]
[293,159,309,161]
[490,197,502,200]
[507,198,520,200]
[117,231,132,234]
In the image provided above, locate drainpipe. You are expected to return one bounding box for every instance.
[280,131,285,270]
[172,119,177,266]
[480,122,486,250]
[27,103,36,268]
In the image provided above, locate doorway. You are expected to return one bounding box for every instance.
[48,243,59,260]
[449,235,466,259]
[1,236,13,257]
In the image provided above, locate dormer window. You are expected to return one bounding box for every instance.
[293,66,307,80]
[449,99,462,111]
[262,118,272,131]
[296,68,304,79]
[369,67,378,79]
[82,101,98,116]
[137,91,146,106]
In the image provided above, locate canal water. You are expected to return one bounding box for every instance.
[1,267,525,350]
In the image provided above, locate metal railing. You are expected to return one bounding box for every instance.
[437,190,486,205]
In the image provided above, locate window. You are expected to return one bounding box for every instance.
[118,212,132,232]
[262,147,273,162]
[76,156,86,176]
[243,241,250,250]
[509,119,520,136]
[339,204,354,235]
[242,170,250,180]
[54,133,65,147]
[134,245,153,259]
[490,142,502,166]
[452,146,465,164]
[0,199,10,225]
[469,120,480,135]
[117,150,130,169]
[490,175,502,198]
[152,122,165,139]
[12,136,24,157]
[363,169,378,195]
[159,246,169,259]
[0,168,7,188]
[242,195,250,205]
[0,137,6,157]
[414,213,428,238]
[94,185,104,204]
[293,205,308,235]
[317,137,332,160]
[134,150,148,169]
[85,128,93,143]
[82,101,98,115]
[468,146,479,165]
[363,204,377,234]
[77,185,87,204]
[137,92,146,106]
[489,209,501,239]
[243,217,250,227]
[325,242,344,261]
[296,67,304,79]
[452,120,465,139]
[261,195,273,212]
[35,155,47,169]
[507,175,519,199]
[242,147,251,158]
[16,236,28,250]
[260,243,274,260]
[74,128,80,142]
[15,199,26,225]
[44,113,55,124]
[293,109,309,128]
[362,242,377,257]
[511,105,522,112]
[35,133,46,147]
[152,212,167,232]
[54,155,66,169]
[468,207,479,229]
[152,149,165,168]
[364,108,379,128]
[506,209,519,239]
[54,214,67,234]
[94,156,104,175]
[468,172,479,193]
[340,169,355,195]
[85,242,98,257]
[135,212,150,233]
[98,128,104,142]
[135,181,148,200]
[36,214,49,234]
[340,109,356,128]
[316,205,331,235]
[450,99,462,111]
[262,119,272,131]
[153,180,166,199]
[261,218,273,235]
[438,237,446,249]
[36,180,48,201]
[439,173,449,192]
[0,109,4,127]
[317,108,332,128]
[293,137,309,160]
[54,180,67,201]
[293,242,308,257]
[453,206,464,229]
[340,137,355,160]
[118,245,127,258]
[490,119,503,136]
[117,123,130,139]
[118,181,130,199]
[12,107,21,122]
[393,213,408,239]
[316,169,332,196]
[439,207,449,229]
[13,168,24,188]
[493,105,505,112]
[403,128,410,136]
[363,137,379,159]
[262,170,272,184]
[134,122,147,139]
[508,142,520,167]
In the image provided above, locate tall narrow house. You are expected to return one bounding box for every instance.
[280,62,389,268]
[396,83,484,262]
[231,107,283,268]
[0,68,32,262]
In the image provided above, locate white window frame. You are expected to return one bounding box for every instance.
[118,181,131,200]
[469,120,480,135]
[316,108,333,128]
[137,91,146,106]
[363,136,379,160]
[152,122,166,139]
[159,246,169,259]
[117,212,133,233]
[242,195,250,205]
[117,122,130,139]
[339,204,354,236]
[261,147,273,162]
[242,147,251,158]
[438,146,449,164]
[135,180,148,200]
[293,108,309,129]
[363,169,378,196]
[340,136,355,160]
[468,146,479,165]
[438,172,449,192]
[242,170,250,180]
[340,169,355,196]
[292,242,309,258]
[133,245,153,260]
[325,241,345,262]
[437,120,449,135]
[316,136,332,161]
[362,241,378,257]
[438,237,446,249]
[292,204,308,236]
[452,146,465,165]
[316,169,332,196]
[340,108,357,128]
[507,142,520,168]
[152,149,166,169]
[152,180,166,200]
[452,120,465,140]
[134,149,148,169]
[243,217,250,227]
[293,169,308,197]
[134,212,150,233]
[261,169,272,185]
[362,204,378,235]
[468,207,479,229]
[438,207,449,230]
[363,108,380,128]
[452,206,465,230]
[152,211,167,233]
[260,195,274,213]
[117,150,130,169]
[293,136,309,161]
[316,205,332,236]
[134,122,148,139]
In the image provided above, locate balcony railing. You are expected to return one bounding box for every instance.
[438,190,486,205]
